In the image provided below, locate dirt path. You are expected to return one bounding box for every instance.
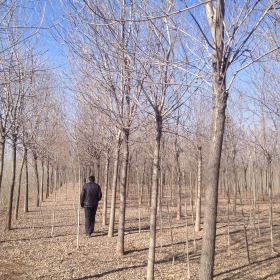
[0,185,279,279]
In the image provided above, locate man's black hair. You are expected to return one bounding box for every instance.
[89,175,95,182]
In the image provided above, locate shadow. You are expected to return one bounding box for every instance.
[125,225,150,234]
[125,224,237,255]
[125,223,187,236]
[214,254,280,278]
[72,263,146,279]
[13,223,77,230]
[263,269,280,279]
[72,245,203,280]
[126,238,196,255]
[0,232,76,243]
[72,250,196,280]
[92,231,108,237]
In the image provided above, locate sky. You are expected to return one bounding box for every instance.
[31,1,77,119]
[30,0,279,129]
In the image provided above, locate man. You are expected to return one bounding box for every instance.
[80,175,102,237]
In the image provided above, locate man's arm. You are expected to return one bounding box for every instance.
[80,186,86,207]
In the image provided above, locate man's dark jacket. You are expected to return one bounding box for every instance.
[80,182,102,208]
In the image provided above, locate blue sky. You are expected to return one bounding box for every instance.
[32,0,278,128]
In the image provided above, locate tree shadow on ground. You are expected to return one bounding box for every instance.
[72,263,146,279]
[0,232,76,243]
[125,225,150,234]
[13,223,77,230]
[91,231,108,237]
[125,228,232,255]
[72,251,200,280]
[262,270,280,279]
[125,223,189,236]
[214,253,280,279]
[126,238,200,255]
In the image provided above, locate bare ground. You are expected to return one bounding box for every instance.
[0,185,279,280]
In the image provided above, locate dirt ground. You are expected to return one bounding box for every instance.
[0,185,279,280]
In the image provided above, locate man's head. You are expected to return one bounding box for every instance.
[89,175,95,182]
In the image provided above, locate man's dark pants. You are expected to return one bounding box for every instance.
[84,206,97,236]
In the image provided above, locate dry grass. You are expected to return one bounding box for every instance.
[0,185,279,279]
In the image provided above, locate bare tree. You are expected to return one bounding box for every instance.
[193,1,280,278]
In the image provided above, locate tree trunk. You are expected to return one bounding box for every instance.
[15,150,26,220]
[102,151,110,226]
[199,87,227,280]
[46,159,50,198]
[260,168,264,201]
[243,166,248,198]
[24,147,29,213]
[96,158,101,183]
[126,158,130,198]
[195,146,202,232]
[267,156,274,252]
[140,161,146,204]
[117,129,129,255]
[6,136,17,230]
[0,135,6,197]
[147,114,162,280]
[200,1,226,279]
[174,96,181,220]
[148,166,152,207]
[33,151,40,207]
[108,132,121,237]
[233,167,237,216]
[232,154,239,217]
[171,168,174,206]
[175,140,182,220]
[55,166,59,190]
[41,160,44,203]
[50,165,54,193]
